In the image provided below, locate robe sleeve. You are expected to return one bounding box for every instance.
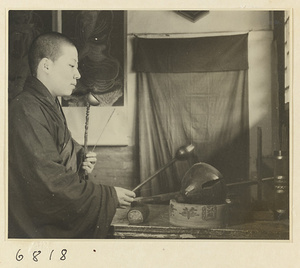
[9,102,119,238]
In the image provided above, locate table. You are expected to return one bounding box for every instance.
[108,204,289,239]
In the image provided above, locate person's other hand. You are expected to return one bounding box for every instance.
[82,151,97,174]
[114,187,136,208]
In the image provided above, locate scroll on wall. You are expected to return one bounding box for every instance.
[60,10,128,146]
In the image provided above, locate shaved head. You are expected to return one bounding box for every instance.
[28,32,75,77]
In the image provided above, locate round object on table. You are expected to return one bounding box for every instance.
[127,203,150,225]
[169,199,227,228]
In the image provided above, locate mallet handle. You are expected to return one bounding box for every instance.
[134,191,181,203]
[134,177,274,203]
[132,158,176,192]
[82,102,91,180]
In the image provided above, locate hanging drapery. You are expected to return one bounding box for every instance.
[135,34,249,196]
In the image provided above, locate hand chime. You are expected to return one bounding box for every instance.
[82,92,115,180]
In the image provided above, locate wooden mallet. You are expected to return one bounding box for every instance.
[127,144,195,224]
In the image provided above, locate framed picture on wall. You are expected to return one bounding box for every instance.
[58,10,128,146]
[61,10,125,107]
[8,10,53,102]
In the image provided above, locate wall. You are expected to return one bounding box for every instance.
[91,146,138,189]
[128,10,271,33]
[93,10,278,192]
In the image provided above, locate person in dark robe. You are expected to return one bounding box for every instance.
[8,32,135,238]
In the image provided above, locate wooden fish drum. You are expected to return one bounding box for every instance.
[169,199,227,228]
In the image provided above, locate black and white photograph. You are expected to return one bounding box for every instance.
[1,3,299,268]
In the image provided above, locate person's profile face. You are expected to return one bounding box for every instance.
[47,43,81,97]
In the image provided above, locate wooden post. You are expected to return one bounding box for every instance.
[257,127,262,202]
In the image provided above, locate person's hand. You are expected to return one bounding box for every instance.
[114,187,136,208]
[82,151,97,174]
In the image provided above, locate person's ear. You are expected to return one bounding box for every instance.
[38,58,52,74]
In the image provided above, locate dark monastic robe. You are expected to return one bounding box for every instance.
[9,77,119,238]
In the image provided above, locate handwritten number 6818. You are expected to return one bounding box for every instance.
[15,249,68,262]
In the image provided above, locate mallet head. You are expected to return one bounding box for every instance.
[175,144,195,160]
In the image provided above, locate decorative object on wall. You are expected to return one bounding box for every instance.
[8,10,52,101]
[61,10,125,107]
[175,11,209,22]
[59,10,128,146]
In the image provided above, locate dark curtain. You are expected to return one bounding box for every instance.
[135,34,249,196]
